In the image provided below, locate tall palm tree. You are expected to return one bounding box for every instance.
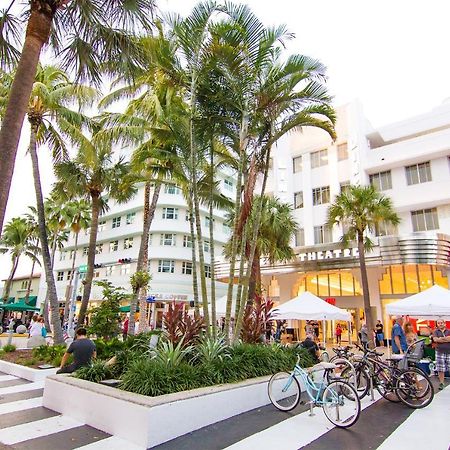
[0,0,156,233]
[54,131,137,327]
[0,217,39,302]
[327,184,400,344]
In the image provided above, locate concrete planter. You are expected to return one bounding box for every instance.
[0,360,57,382]
[43,373,300,449]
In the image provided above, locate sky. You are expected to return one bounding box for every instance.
[2,0,450,281]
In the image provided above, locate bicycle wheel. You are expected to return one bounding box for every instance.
[341,366,370,399]
[268,372,301,411]
[396,368,434,409]
[375,368,400,403]
[322,380,361,428]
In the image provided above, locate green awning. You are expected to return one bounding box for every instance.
[0,301,40,312]
[17,296,37,307]
[119,305,139,313]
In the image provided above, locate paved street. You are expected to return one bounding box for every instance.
[0,371,448,450]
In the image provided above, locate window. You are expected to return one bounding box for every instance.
[295,229,305,246]
[183,235,192,248]
[162,207,178,220]
[182,261,193,275]
[124,237,134,249]
[310,149,328,168]
[158,260,175,273]
[120,264,131,276]
[314,225,332,244]
[83,247,89,256]
[21,280,28,290]
[369,170,392,191]
[340,182,351,194]
[205,216,213,229]
[411,208,439,232]
[293,155,302,173]
[112,217,121,228]
[109,240,118,252]
[337,142,348,161]
[69,250,76,259]
[294,192,303,209]
[164,184,181,194]
[160,233,176,246]
[224,179,233,191]
[312,186,330,205]
[405,161,432,185]
[106,266,116,276]
[126,212,136,225]
[222,223,231,234]
[98,220,106,232]
[96,244,103,254]
[204,264,211,278]
[59,252,66,261]
[204,240,210,253]
[79,272,86,281]
[57,271,64,281]
[66,270,73,281]
[185,211,190,222]
[375,221,397,237]
[149,234,153,246]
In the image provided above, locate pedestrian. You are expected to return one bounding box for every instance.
[335,323,342,345]
[313,321,320,339]
[29,315,43,337]
[432,319,450,390]
[360,323,369,350]
[375,319,384,347]
[57,328,96,374]
[391,317,407,354]
[301,333,320,363]
[404,322,417,347]
[122,316,129,340]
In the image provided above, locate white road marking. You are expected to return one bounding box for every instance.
[225,392,381,450]
[0,375,19,382]
[75,436,146,450]
[0,415,83,445]
[0,381,43,396]
[377,385,450,450]
[0,396,43,415]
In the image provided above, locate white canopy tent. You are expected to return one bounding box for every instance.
[385,285,450,319]
[271,292,352,345]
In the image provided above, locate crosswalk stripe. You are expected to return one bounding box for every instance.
[377,385,450,450]
[0,375,18,382]
[0,396,43,415]
[0,415,83,445]
[0,381,43,396]
[225,392,381,450]
[74,436,146,450]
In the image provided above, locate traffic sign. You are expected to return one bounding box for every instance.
[79,265,88,273]
[146,296,156,303]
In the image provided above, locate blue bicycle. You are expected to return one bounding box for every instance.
[268,356,361,428]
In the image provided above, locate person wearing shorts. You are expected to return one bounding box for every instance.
[432,320,450,390]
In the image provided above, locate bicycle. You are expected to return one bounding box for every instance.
[268,355,361,428]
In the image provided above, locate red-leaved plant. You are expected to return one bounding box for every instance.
[241,295,274,343]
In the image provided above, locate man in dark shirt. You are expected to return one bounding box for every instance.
[301,333,320,362]
[432,319,450,390]
[57,328,96,374]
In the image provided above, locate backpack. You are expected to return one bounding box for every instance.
[41,326,47,338]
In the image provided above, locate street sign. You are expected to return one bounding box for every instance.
[79,265,88,273]
[146,296,156,303]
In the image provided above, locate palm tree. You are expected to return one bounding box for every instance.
[327,184,400,344]
[54,131,137,327]
[0,0,155,233]
[0,217,39,302]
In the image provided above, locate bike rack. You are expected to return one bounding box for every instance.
[332,357,358,391]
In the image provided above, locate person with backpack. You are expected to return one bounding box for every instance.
[432,319,450,390]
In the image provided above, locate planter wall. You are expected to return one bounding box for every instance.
[0,360,57,382]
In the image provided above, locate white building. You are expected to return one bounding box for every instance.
[39,175,235,323]
[250,100,450,339]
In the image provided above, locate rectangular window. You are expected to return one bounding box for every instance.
[369,170,392,191]
[160,233,176,246]
[314,225,332,244]
[337,142,348,161]
[120,264,131,276]
[375,221,397,237]
[204,264,211,278]
[224,179,233,191]
[293,155,302,173]
[405,161,432,185]
[109,240,119,252]
[295,229,305,246]
[21,280,28,290]
[149,234,153,246]
[183,235,192,248]
[106,266,116,276]
[204,240,210,253]
[411,208,439,232]
[123,237,134,249]
[126,212,136,225]
[112,217,121,228]
[59,252,66,261]
[294,191,303,209]
[164,184,181,195]
[98,220,106,232]
[69,250,75,259]
[205,216,213,229]
[340,182,351,194]
[162,207,178,220]
[66,270,73,281]
[312,186,330,205]
[222,223,231,235]
[182,261,193,275]
[158,260,175,273]
[83,247,89,256]
[310,149,328,168]
[57,271,64,282]
[96,244,103,255]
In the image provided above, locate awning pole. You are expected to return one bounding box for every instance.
[348,321,352,345]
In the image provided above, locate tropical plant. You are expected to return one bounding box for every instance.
[0,0,156,233]
[128,270,152,335]
[150,339,193,369]
[327,184,400,343]
[76,361,112,383]
[194,335,230,364]
[241,295,274,344]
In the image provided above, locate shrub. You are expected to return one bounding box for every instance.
[150,339,193,369]
[94,338,124,360]
[76,361,112,383]
[193,335,230,365]
[241,296,274,344]
[32,345,71,367]
[3,344,16,352]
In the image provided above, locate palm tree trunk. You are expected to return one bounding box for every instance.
[43,233,57,331]
[209,141,217,335]
[0,7,54,234]
[78,193,101,327]
[2,255,19,301]
[248,248,261,302]
[63,231,79,322]
[187,197,200,315]
[29,126,64,344]
[25,257,37,302]
[358,231,375,347]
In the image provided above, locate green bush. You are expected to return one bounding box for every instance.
[94,338,124,360]
[3,344,16,352]
[32,345,72,367]
[76,361,113,383]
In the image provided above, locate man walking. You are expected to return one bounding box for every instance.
[432,319,450,390]
[360,323,369,349]
[57,328,96,374]
[391,317,407,354]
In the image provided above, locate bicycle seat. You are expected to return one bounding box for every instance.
[308,362,338,373]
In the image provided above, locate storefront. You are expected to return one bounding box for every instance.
[261,232,450,342]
